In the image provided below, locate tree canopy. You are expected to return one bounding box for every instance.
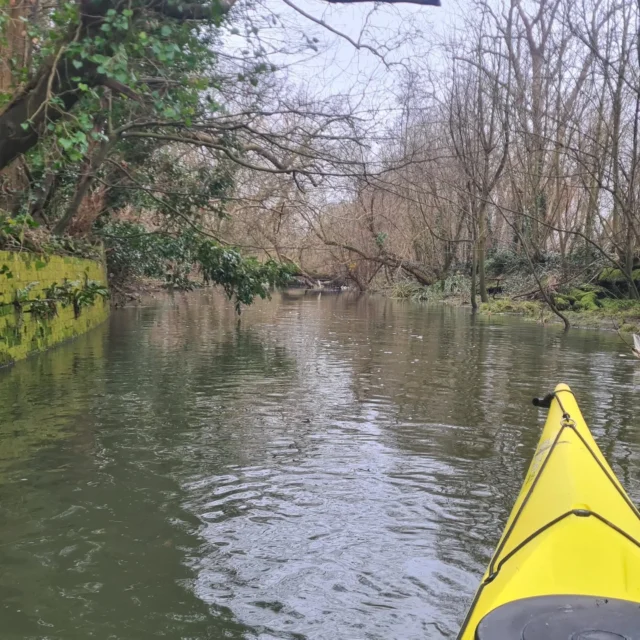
[0,0,438,306]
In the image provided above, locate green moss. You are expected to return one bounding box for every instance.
[598,267,640,283]
[480,299,542,316]
[599,268,624,283]
[600,298,640,312]
[569,286,597,300]
[0,251,109,366]
[481,299,514,313]
[4,325,21,347]
[573,291,600,311]
[554,295,571,310]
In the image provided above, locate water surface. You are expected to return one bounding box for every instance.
[1,292,639,639]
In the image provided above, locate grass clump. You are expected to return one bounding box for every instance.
[480,299,541,316]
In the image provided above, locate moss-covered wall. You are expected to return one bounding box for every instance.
[0,251,109,367]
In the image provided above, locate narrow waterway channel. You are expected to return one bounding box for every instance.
[1,291,639,639]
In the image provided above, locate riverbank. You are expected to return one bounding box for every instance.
[478,298,640,333]
[384,274,640,335]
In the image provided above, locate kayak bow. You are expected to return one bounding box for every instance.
[457,383,640,640]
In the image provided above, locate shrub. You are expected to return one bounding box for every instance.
[485,250,529,276]
[99,221,294,310]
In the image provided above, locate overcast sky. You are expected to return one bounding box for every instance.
[274,0,461,88]
[225,0,467,117]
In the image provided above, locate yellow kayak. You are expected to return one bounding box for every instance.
[457,383,640,640]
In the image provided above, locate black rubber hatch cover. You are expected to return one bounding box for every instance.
[475,595,640,640]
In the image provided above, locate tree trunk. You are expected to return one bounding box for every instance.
[470,242,478,312]
[625,225,639,299]
[478,203,488,303]
[0,59,96,172]
[30,171,58,225]
[53,137,111,235]
[609,16,629,258]
[0,0,186,171]
[529,50,545,258]
[0,0,33,213]
[0,0,31,93]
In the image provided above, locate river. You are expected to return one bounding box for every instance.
[0,291,639,639]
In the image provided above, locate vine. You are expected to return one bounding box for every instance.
[13,282,38,312]
[9,278,109,321]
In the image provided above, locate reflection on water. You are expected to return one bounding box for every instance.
[0,291,639,639]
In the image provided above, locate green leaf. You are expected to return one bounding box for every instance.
[123,8,133,16]
[161,25,172,37]
[72,59,83,69]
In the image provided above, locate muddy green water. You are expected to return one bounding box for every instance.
[0,292,639,640]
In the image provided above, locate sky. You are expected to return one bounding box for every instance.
[218,0,469,203]
[271,0,461,88]
[224,0,467,118]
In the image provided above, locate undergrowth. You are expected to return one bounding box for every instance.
[391,274,470,303]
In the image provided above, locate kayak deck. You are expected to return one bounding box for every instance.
[457,383,640,639]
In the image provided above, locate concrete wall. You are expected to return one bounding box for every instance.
[0,251,109,367]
